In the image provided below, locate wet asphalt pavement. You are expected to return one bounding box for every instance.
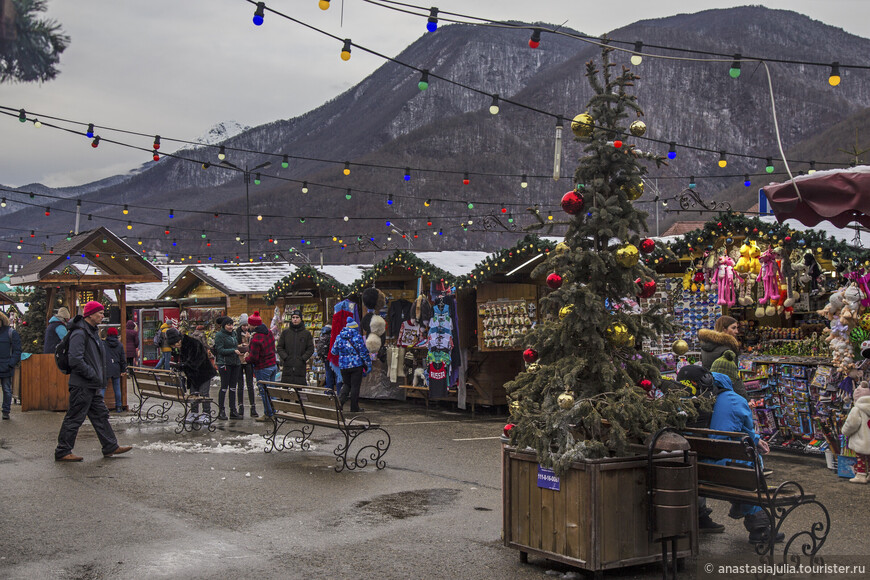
[0,397,865,580]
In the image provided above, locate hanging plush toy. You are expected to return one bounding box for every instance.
[704,250,718,290]
[361,287,387,357]
[716,254,737,306]
[783,249,804,309]
[735,242,753,306]
[801,252,823,295]
[756,246,783,317]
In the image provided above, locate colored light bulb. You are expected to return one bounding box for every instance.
[463,172,470,185]
[667,142,676,160]
[630,41,643,66]
[91,136,100,148]
[528,29,541,49]
[343,161,350,175]
[253,2,265,25]
[489,94,500,115]
[718,151,727,168]
[521,174,528,188]
[729,54,741,78]
[427,8,438,31]
[765,158,774,173]
[153,135,161,150]
[340,39,351,61]
[86,123,94,138]
[218,146,226,160]
[319,0,330,9]
[829,62,841,86]
[301,181,308,193]
[418,70,429,91]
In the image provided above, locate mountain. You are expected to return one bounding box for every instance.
[6,6,870,265]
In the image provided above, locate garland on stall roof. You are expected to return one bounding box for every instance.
[644,211,868,271]
[348,249,455,293]
[456,234,555,289]
[264,264,347,304]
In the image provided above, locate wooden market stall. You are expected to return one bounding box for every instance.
[454,235,555,408]
[9,227,162,411]
[156,262,295,329]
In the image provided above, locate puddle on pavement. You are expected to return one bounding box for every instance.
[351,488,460,523]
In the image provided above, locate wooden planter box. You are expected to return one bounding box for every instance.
[502,445,698,574]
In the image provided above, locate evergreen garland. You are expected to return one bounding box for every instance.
[265,265,346,304]
[505,45,706,474]
[456,234,555,288]
[18,286,63,354]
[349,250,454,293]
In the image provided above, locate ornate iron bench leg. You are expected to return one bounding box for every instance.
[264,417,284,453]
[176,398,193,434]
[337,426,391,472]
[754,483,831,562]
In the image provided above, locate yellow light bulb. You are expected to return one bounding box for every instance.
[257,215,263,221]
[319,0,330,10]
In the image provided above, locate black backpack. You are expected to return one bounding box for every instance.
[55,328,75,375]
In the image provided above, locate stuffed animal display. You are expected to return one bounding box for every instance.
[361,287,387,356]
[716,254,737,306]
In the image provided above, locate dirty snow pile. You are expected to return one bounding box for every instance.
[138,433,280,454]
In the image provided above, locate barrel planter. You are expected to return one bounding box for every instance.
[502,445,698,574]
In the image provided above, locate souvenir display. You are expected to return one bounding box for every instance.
[479,299,536,350]
[284,303,323,334]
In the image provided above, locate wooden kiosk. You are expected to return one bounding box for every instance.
[455,235,554,408]
[10,227,162,411]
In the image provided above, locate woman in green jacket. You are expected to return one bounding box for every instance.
[213,316,241,420]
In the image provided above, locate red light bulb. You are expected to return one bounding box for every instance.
[613,140,623,148]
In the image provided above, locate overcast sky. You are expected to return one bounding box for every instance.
[3,0,870,188]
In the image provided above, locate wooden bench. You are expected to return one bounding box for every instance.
[127,366,216,433]
[680,427,830,560]
[260,381,390,472]
[398,384,476,416]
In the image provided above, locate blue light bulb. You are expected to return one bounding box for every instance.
[253,14,264,25]
[667,151,676,160]
[427,21,437,32]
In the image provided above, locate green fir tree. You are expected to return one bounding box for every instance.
[505,45,706,474]
[18,286,61,353]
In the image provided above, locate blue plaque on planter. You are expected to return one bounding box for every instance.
[537,465,560,491]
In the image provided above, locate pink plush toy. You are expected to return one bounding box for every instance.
[716,254,736,306]
[756,248,782,306]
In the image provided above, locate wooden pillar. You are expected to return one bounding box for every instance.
[44,287,56,325]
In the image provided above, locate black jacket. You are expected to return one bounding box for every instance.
[0,326,22,379]
[67,316,106,389]
[178,334,217,387]
[103,336,127,379]
[276,323,313,384]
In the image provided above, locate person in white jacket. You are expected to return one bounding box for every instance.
[842,382,870,484]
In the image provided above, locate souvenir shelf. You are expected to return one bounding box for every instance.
[478,299,536,351]
[284,302,323,335]
[642,276,719,353]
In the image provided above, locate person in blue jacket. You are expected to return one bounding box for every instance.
[0,312,22,420]
[330,320,371,413]
[43,306,70,354]
[709,358,783,545]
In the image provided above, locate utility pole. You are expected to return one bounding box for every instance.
[221,159,271,262]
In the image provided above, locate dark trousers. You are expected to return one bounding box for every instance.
[189,378,212,414]
[339,366,364,412]
[55,384,119,459]
[218,365,240,412]
[236,363,255,409]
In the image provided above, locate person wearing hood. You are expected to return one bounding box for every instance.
[698,315,747,399]
[234,313,256,418]
[0,312,22,420]
[330,319,371,413]
[316,324,341,396]
[165,327,216,423]
[154,322,173,369]
[213,316,241,420]
[125,320,139,366]
[55,301,132,462]
[43,306,70,354]
[276,309,314,386]
[842,382,870,484]
[708,362,783,545]
[245,312,275,421]
[102,327,127,413]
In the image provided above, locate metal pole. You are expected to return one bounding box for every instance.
[245,167,251,262]
[655,179,660,237]
[74,203,81,235]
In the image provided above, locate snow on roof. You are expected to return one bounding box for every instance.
[414,251,491,277]
[195,263,297,294]
[120,265,188,303]
[759,215,870,247]
[316,265,371,286]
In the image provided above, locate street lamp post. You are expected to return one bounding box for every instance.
[221,159,271,261]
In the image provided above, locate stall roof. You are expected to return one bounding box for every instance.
[759,215,870,247]
[414,251,491,277]
[456,234,555,288]
[349,249,456,292]
[158,263,296,300]
[0,290,14,305]
[265,264,370,304]
[9,227,162,286]
[110,265,189,304]
[318,265,371,286]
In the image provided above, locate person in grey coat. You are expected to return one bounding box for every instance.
[0,311,22,420]
[54,301,132,462]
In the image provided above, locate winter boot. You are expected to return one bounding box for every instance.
[217,391,228,420]
[249,407,259,418]
[238,405,244,418]
[744,510,785,544]
[698,515,725,533]
[849,472,869,484]
[227,391,238,419]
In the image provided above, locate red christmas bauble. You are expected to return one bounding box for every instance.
[546,273,563,289]
[504,423,515,437]
[640,279,657,298]
[560,190,584,215]
[522,348,539,363]
[639,379,653,392]
[640,238,655,254]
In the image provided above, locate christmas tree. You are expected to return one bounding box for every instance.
[18,286,63,353]
[505,45,705,474]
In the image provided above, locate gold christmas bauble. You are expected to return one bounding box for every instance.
[571,113,594,138]
[555,242,570,255]
[607,322,631,346]
[509,400,521,414]
[672,339,689,356]
[527,362,541,374]
[629,120,647,137]
[559,305,574,319]
[622,180,644,201]
[557,392,575,410]
[615,244,639,267]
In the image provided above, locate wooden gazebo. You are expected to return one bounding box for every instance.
[10,227,162,411]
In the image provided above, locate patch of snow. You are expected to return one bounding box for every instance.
[183,121,251,148]
[414,251,490,277]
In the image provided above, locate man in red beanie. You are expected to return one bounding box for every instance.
[55,301,132,462]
